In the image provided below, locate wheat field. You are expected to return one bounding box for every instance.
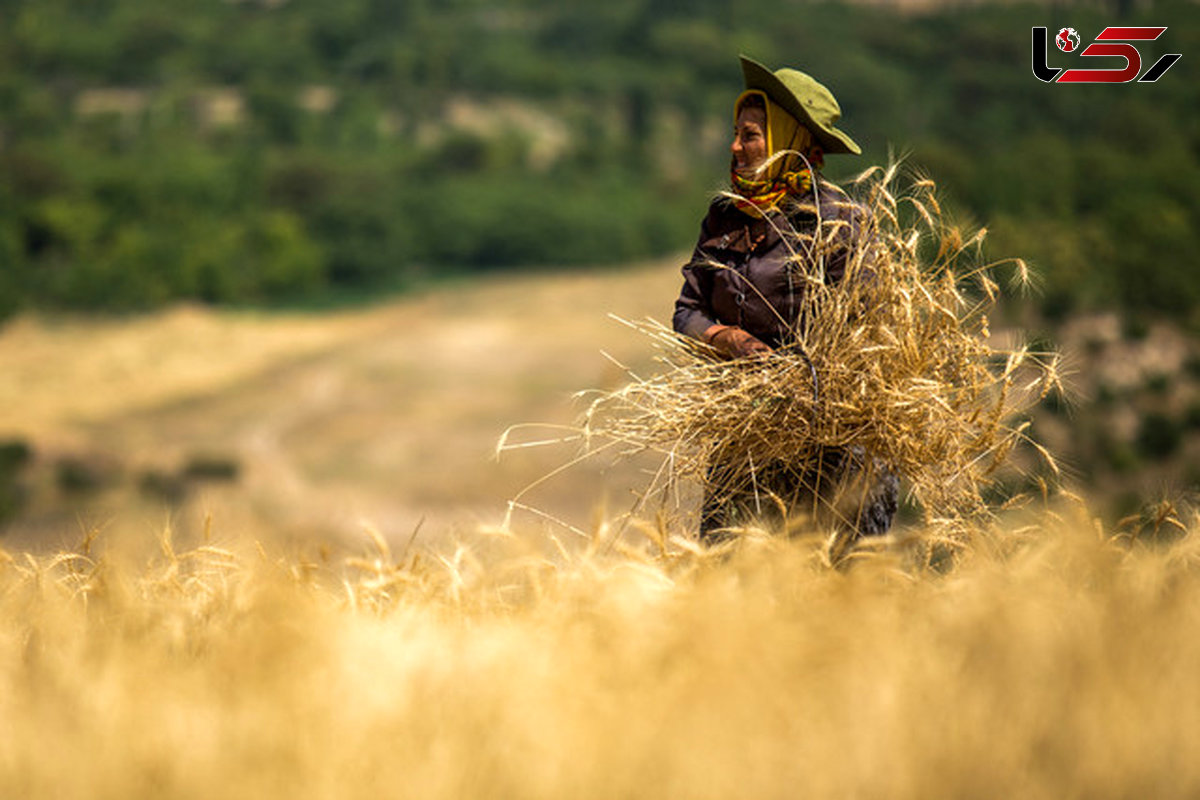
[2,242,1199,797]
[2,508,1199,799]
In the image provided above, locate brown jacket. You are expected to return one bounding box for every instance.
[673,179,870,348]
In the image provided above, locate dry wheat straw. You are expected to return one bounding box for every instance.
[503,164,1060,548]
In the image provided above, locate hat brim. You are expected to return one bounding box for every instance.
[739,56,862,156]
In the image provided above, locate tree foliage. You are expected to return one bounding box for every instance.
[0,0,1195,319]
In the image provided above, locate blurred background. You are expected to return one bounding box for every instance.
[0,0,1197,550]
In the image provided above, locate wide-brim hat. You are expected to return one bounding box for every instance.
[739,55,861,156]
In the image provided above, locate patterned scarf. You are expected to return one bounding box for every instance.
[731,90,825,217]
[730,167,817,216]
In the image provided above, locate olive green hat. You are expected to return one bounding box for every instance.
[739,55,862,156]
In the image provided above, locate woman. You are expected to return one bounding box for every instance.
[673,56,898,542]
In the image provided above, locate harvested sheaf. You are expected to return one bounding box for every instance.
[504,163,1061,545]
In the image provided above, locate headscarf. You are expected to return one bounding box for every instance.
[730,89,825,217]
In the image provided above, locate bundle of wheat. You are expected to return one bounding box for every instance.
[510,164,1060,546]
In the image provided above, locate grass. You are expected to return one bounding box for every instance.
[2,506,1199,799]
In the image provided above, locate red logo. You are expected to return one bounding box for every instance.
[1056,28,1080,52]
[1033,26,1182,83]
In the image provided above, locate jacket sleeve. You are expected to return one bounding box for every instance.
[673,215,721,341]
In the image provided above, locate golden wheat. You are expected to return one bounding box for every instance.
[1,508,1199,799]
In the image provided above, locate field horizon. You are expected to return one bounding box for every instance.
[4,247,1195,560]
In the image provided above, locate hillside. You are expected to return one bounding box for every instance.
[3,0,1197,322]
[3,257,1199,556]
[0,260,683,552]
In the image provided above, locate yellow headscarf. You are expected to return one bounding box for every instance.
[730,90,825,216]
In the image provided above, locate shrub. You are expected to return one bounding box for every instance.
[0,439,33,525]
[1136,412,1182,461]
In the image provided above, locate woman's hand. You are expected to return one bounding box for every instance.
[704,325,773,360]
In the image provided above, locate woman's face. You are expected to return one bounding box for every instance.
[731,105,768,176]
